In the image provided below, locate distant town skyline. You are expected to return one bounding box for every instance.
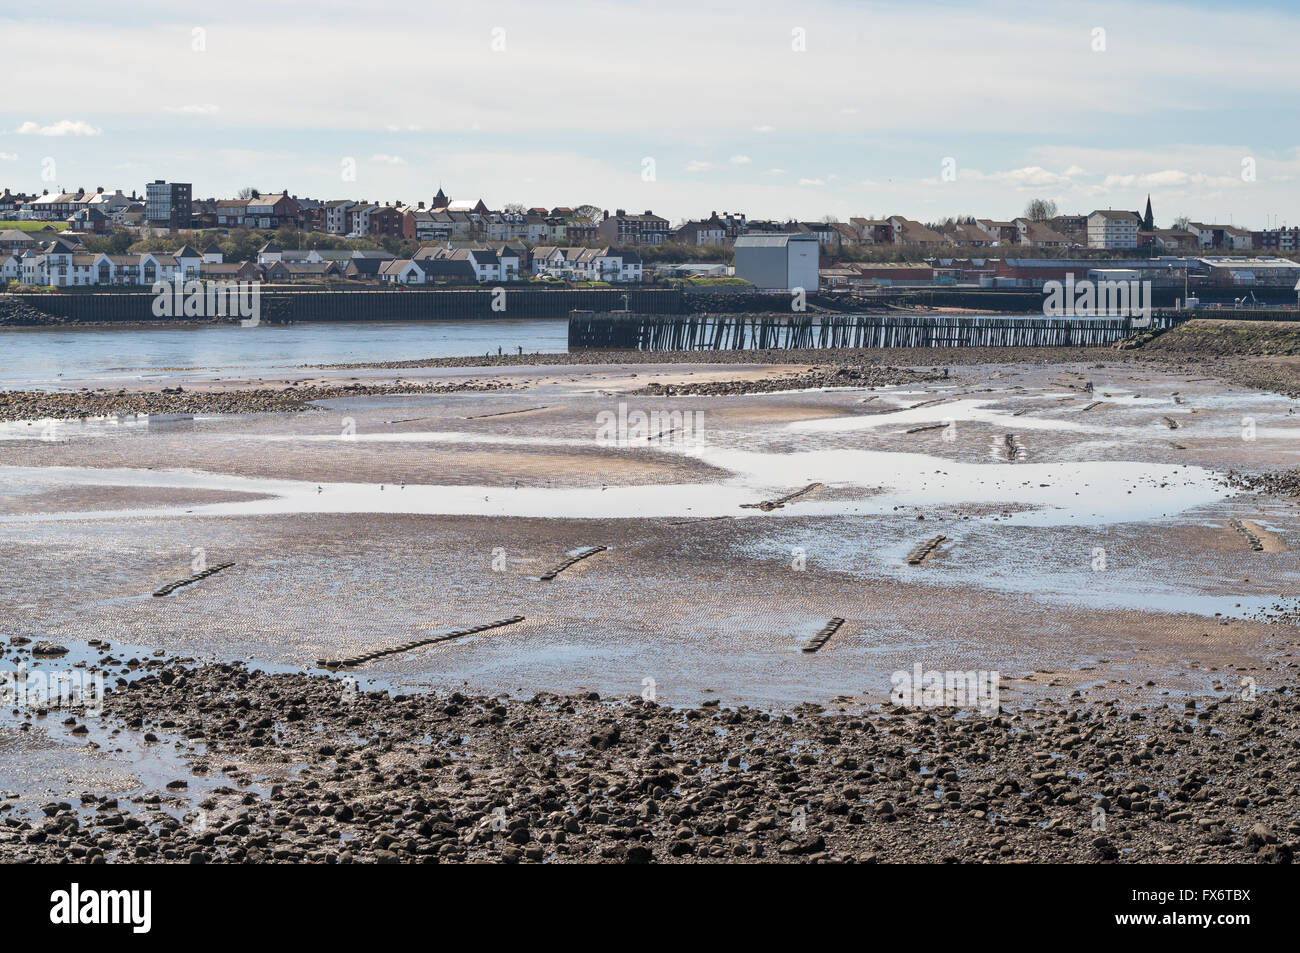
[4,0,1300,228]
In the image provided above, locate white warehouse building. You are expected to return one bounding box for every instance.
[734,233,820,291]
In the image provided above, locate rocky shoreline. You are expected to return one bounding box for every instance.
[1,643,1295,864]
[631,364,947,396]
[0,379,514,422]
[1226,467,1300,498]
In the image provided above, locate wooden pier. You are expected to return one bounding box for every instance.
[568,312,1189,351]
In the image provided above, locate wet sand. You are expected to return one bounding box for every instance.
[2,351,1300,862]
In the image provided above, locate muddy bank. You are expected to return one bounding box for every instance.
[0,379,514,422]
[319,345,1135,372]
[2,645,1294,864]
[631,364,947,396]
[1142,320,1300,357]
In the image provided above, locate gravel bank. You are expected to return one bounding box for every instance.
[0,380,514,422]
[1226,467,1300,497]
[631,364,947,396]
[2,645,1296,864]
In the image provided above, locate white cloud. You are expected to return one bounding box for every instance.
[958,165,1075,188]
[370,154,406,165]
[798,178,825,186]
[2,2,1298,223]
[16,119,100,137]
[0,153,17,161]
[164,104,220,115]
[730,155,752,165]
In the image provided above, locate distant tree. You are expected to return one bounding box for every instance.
[1173,215,1190,230]
[821,214,840,223]
[238,187,259,200]
[1024,198,1058,221]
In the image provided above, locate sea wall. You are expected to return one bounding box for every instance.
[0,288,686,325]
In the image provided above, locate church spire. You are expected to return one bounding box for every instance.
[1143,194,1154,231]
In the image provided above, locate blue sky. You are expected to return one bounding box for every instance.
[4,0,1299,228]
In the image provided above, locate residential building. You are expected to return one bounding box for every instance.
[0,229,38,252]
[976,219,1019,244]
[1014,218,1073,247]
[378,259,426,284]
[674,213,727,246]
[15,242,199,287]
[1253,227,1300,252]
[416,259,477,284]
[597,209,670,245]
[849,218,894,244]
[1187,222,1253,251]
[145,180,193,229]
[367,204,404,238]
[29,190,95,220]
[1086,210,1141,249]
[67,206,110,234]
[1150,229,1199,251]
[347,203,378,237]
[947,222,997,246]
[0,189,32,215]
[244,192,300,230]
[887,217,948,246]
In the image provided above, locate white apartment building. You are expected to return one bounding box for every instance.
[1087,210,1140,249]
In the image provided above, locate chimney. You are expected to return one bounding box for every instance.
[615,209,625,217]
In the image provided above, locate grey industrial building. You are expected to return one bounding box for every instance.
[733,233,820,291]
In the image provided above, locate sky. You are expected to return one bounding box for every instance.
[4,0,1300,229]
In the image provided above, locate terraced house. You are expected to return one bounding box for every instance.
[528,245,642,282]
[243,192,300,230]
[597,209,670,245]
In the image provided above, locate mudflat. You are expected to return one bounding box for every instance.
[2,343,1299,862]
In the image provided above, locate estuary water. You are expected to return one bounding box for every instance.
[0,319,571,387]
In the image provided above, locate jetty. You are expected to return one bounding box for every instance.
[567,311,1189,351]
